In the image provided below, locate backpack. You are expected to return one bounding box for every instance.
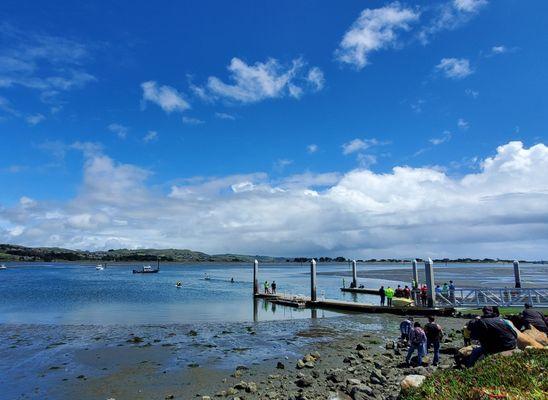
[412,327,425,344]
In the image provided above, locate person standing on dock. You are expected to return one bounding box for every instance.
[385,286,395,307]
[424,316,443,366]
[264,281,270,294]
[271,281,277,294]
[449,281,456,304]
[420,285,428,307]
[379,286,386,306]
[406,321,427,366]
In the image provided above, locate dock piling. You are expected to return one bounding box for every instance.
[351,259,357,288]
[253,259,259,295]
[412,259,419,288]
[310,259,317,302]
[424,258,436,308]
[513,260,522,288]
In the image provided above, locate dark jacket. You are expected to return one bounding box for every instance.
[424,322,443,342]
[522,309,548,333]
[468,317,517,354]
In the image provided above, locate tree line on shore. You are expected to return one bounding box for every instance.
[0,243,535,264]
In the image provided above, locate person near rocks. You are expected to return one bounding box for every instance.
[385,286,395,307]
[466,306,518,367]
[405,321,427,366]
[521,303,548,333]
[379,286,386,306]
[462,322,472,346]
[420,285,428,306]
[399,317,413,342]
[424,316,443,366]
[264,281,270,294]
[395,285,403,298]
[271,281,277,294]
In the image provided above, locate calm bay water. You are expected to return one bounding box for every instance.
[0,261,546,325]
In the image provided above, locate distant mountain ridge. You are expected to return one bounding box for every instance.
[0,244,286,263]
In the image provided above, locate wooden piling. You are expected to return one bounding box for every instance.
[513,260,522,288]
[253,259,259,295]
[424,258,436,308]
[351,259,357,288]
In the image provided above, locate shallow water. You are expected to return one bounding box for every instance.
[0,262,545,325]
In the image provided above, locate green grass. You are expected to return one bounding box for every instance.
[402,348,547,400]
[460,307,548,317]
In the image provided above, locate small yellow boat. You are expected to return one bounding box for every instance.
[392,297,415,307]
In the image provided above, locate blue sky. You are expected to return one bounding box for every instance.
[1,0,548,258]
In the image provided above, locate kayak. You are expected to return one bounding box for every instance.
[392,297,414,307]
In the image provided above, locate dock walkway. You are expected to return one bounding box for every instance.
[255,293,454,316]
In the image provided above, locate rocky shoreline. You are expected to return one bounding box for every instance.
[191,317,465,400]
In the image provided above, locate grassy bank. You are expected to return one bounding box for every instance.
[460,307,548,317]
[402,348,547,400]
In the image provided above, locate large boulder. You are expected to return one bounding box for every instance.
[506,320,544,349]
[400,374,426,390]
[523,325,548,346]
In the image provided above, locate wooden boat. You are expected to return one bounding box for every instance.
[133,259,160,274]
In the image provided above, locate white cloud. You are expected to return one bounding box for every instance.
[491,45,507,55]
[107,123,129,139]
[306,67,325,91]
[273,159,293,172]
[457,118,469,130]
[143,130,158,143]
[436,58,473,79]
[419,0,488,44]
[26,113,45,125]
[3,141,548,259]
[465,88,479,98]
[342,138,380,155]
[182,116,204,125]
[307,144,319,154]
[336,3,419,69]
[215,112,236,120]
[429,130,452,145]
[0,24,96,102]
[198,57,324,104]
[141,81,190,113]
[454,0,488,13]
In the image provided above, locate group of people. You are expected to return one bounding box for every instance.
[400,316,444,366]
[263,280,277,294]
[378,280,457,307]
[377,285,413,306]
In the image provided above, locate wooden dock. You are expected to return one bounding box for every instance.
[255,293,454,316]
[340,287,380,295]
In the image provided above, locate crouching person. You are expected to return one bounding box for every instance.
[466,307,518,367]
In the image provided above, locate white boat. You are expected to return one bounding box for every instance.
[96,264,104,270]
[0,264,7,270]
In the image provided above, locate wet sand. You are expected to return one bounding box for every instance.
[1,314,467,400]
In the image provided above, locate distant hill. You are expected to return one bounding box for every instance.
[0,244,287,263]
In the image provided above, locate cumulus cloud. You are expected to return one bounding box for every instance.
[196,57,324,104]
[436,58,473,79]
[2,141,548,259]
[141,81,190,113]
[307,144,319,154]
[335,3,419,69]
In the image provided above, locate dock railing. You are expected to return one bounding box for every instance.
[436,287,548,308]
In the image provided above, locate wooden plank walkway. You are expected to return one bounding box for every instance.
[340,287,380,295]
[254,293,454,316]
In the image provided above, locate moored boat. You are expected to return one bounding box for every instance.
[133,259,160,274]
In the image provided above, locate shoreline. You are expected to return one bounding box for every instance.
[1,314,467,400]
